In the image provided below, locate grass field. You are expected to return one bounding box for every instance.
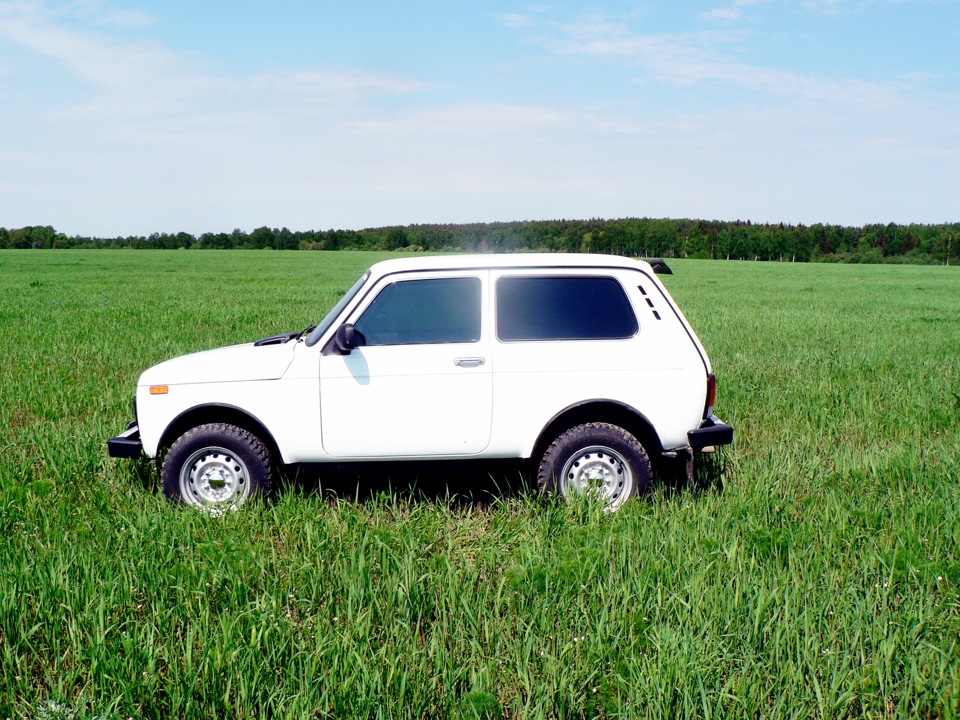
[1,250,958,719]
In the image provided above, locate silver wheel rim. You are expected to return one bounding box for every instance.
[560,445,633,510]
[179,446,251,512]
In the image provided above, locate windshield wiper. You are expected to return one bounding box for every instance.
[253,324,316,347]
[294,324,317,342]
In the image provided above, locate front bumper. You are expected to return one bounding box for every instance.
[687,415,734,452]
[107,423,143,459]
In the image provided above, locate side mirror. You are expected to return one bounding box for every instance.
[334,323,362,354]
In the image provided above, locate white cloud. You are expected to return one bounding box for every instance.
[0,1,182,95]
[0,1,429,126]
[0,1,444,232]
[499,12,533,29]
[246,69,429,108]
[98,8,153,28]
[537,13,929,109]
[0,1,957,233]
[701,7,744,20]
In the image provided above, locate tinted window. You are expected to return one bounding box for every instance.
[355,277,481,346]
[497,276,638,341]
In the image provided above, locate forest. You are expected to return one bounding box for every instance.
[2,217,958,264]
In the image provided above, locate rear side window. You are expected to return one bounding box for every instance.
[497,276,638,341]
[355,277,481,346]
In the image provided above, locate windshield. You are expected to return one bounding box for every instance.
[304,270,371,347]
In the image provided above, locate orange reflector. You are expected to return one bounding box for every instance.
[149,385,169,395]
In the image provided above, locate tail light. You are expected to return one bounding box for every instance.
[704,373,717,419]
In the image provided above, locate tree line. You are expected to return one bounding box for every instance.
[2,218,957,264]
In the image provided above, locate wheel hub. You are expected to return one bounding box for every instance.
[180,447,250,511]
[561,445,632,509]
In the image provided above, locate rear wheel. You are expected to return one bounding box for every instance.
[162,423,273,512]
[537,422,652,511]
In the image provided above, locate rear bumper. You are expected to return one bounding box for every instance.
[688,415,734,452]
[107,423,143,459]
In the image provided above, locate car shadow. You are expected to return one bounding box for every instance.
[129,451,726,509]
[280,450,727,509]
[279,459,533,509]
[130,455,161,492]
[655,449,727,497]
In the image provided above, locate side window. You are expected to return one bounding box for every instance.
[497,276,638,341]
[354,277,481,346]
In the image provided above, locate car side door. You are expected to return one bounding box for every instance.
[318,270,492,458]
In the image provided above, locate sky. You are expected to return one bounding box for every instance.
[0,0,958,237]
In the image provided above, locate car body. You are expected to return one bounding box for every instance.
[108,253,733,510]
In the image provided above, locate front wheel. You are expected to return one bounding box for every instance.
[161,423,274,512]
[537,422,652,511]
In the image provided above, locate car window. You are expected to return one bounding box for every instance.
[496,276,638,341]
[354,277,481,346]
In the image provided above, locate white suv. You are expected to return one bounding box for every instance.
[108,254,733,510]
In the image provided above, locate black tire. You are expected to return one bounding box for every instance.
[537,422,652,510]
[161,423,273,511]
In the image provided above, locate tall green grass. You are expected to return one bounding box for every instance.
[1,251,958,718]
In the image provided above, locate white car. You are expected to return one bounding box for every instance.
[108,254,733,511]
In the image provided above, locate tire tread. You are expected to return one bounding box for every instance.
[161,422,274,506]
[537,421,652,502]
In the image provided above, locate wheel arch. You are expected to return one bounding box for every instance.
[158,404,282,463]
[529,400,663,466]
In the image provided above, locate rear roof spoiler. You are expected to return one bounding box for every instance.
[644,258,673,275]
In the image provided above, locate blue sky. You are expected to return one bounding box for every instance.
[0,0,957,236]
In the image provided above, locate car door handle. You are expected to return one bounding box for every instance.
[454,357,485,368]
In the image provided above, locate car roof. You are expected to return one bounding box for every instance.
[367,253,659,276]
